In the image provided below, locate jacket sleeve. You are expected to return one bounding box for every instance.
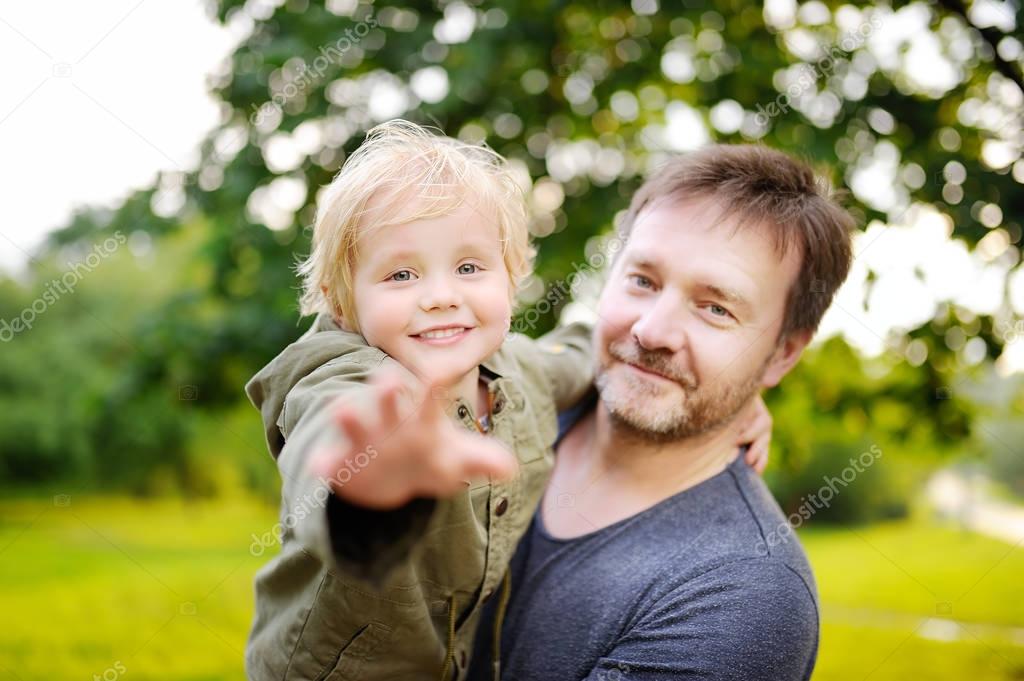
[530,321,595,412]
[273,356,438,584]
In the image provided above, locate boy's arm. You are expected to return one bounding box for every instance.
[272,383,435,582]
[264,359,425,580]
[274,364,515,583]
[529,320,595,411]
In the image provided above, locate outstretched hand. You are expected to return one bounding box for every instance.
[309,372,518,510]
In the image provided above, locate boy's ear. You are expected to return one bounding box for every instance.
[320,285,353,331]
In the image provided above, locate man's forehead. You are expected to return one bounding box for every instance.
[629,196,800,266]
[635,193,725,227]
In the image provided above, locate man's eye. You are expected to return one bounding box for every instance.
[388,270,415,282]
[629,274,653,289]
[708,304,732,318]
[457,263,479,275]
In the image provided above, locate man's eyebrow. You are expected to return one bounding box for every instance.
[626,255,751,310]
[625,254,661,270]
[698,283,750,309]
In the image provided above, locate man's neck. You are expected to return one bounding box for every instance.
[592,403,740,486]
[543,402,741,539]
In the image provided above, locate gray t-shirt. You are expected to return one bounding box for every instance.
[469,409,819,681]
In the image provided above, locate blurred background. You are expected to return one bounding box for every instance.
[1,0,1022,679]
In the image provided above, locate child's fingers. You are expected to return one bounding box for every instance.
[419,437,516,495]
[375,378,402,428]
[419,381,451,423]
[734,416,754,445]
[736,410,764,443]
[333,403,370,449]
[370,368,409,417]
[746,433,771,475]
[456,440,518,482]
[308,448,346,486]
[737,419,761,446]
[743,445,761,472]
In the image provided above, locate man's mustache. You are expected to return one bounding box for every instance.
[607,340,697,389]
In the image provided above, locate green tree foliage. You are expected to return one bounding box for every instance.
[3,0,1022,512]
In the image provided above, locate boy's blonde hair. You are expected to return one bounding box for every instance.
[297,119,531,331]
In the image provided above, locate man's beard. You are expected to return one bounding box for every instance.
[594,337,769,445]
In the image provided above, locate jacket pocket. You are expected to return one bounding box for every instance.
[319,621,394,681]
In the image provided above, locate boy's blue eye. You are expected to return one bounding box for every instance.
[389,270,414,282]
[457,263,479,275]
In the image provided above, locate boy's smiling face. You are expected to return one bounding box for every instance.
[350,202,513,391]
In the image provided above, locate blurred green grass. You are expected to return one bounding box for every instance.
[802,522,1024,680]
[0,496,271,680]
[1,496,1022,680]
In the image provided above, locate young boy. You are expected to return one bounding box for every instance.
[244,120,770,681]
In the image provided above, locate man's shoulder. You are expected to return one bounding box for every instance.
[633,556,819,681]
[676,555,818,612]
[635,459,819,612]
[720,459,816,565]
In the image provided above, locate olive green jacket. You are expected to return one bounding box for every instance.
[244,313,593,681]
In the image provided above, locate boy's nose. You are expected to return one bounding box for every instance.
[419,277,462,311]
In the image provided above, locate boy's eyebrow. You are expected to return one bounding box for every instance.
[369,241,496,270]
[455,241,496,257]
[373,247,421,264]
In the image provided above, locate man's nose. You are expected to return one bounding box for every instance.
[631,294,687,353]
[419,275,462,311]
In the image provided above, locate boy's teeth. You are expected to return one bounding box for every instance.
[420,327,465,339]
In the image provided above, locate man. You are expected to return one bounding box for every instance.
[468,144,854,680]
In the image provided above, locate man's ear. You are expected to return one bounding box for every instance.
[761,329,812,389]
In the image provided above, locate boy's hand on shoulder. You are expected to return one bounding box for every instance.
[737,393,772,474]
[309,371,518,510]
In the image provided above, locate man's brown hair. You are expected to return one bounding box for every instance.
[618,144,855,339]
